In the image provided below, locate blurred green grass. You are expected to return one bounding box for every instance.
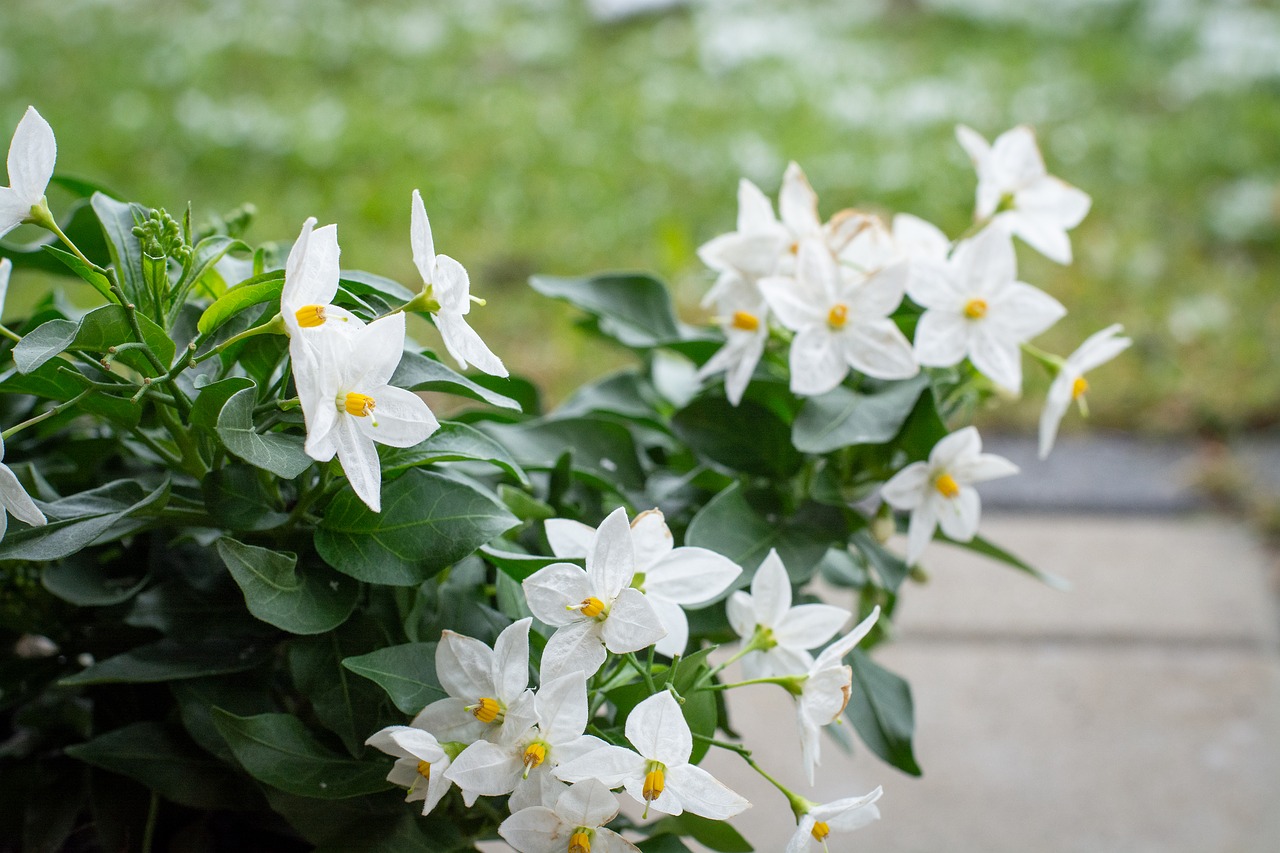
[3,0,1278,433]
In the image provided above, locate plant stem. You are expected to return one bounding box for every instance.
[1,389,94,440]
[624,652,657,694]
[192,314,286,364]
[706,674,806,695]
[36,206,120,305]
[141,791,159,853]
[0,323,20,343]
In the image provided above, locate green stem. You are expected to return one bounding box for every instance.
[624,652,657,695]
[0,323,21,343]
[141,790,160,853]
[1,390,94,439]
[129,427,185,469]
[192,314,286,364]
[707,674,806,695]
[156,403,206,477]
[1021,341,1065,374]
[36,204,120,304]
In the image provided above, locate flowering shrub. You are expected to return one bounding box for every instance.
[0,107,1124,851]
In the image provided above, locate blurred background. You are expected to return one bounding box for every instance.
[5,0,1279,850]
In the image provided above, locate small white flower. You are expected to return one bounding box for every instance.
[556,690,750,820]
[365,724,455,816]
[0,107,56,239]
[412,618,536,744]
[280,217,362,344]
[294,312,439,512]
[444,671,603,813]
[524,507,666,681]
[795,608,879,784]
[545,509,741,659]
[725,548,851,681]
[880,426,1018,566]
[956,124,1091,265]
[839,213,951,290]
[697,279,769,407]
[410,189,507,377]
[761,239,918,396]
[1039,324,1131,459]
[0,433,47,541]
[787,788,883,853]
[910,227,1065,393]
[499,779,641,853]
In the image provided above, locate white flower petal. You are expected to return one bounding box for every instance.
[8,106,56,202]
[780,162,821,237]
[880,461,929,510]
[347,312,407,391]
[725,591,755,640]
[749,549,792,628]
[666,764,750,820]
[499,805,563,853]
[554,745,646,787]
[955,227,1016,297]
[841,319,919,381]
[542,619,606,683]
[600,588,666,654]
[930,425,981,469]
[905,501,937,566]
[936,487,980,542]
[759,275,824,332]
[409,189,436,285]
[845,263,906,318]
[435,309,508,377]
[0,258,11,316]
[333,414,382,512]
[535,671,589,747]
[819,787,883,831]
[643,547,740,605]
[986,281,1065,342]
[629,509,674,573]
[523,563,593,627]
[625,691,692,767]
[0,188,29,237]
[954,124,991,165]
[737,178,777,234]
[1038,379,1073,460]
[815,607,880,668]
[789,327,848,396]
[953,452,1018,484]
[990,125,1046,188]
[648,596,690,658]
[432,253,471,313]
[968,326,1023,392]
[437,630,495,700]
[444,740,520,797]
[774,604,850,650]
[588,507,637,600]
[354,385,438,448]
[0,463,46,527]
[913,310,969,368]
[544,518,595,559]
[1070,324,1131,374]
[411,697,486,743]
[556,778,621,828]
[493,618,533,703]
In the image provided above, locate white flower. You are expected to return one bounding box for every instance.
[910,226,1065,393]
[0,433,47,541]
[365,724,455,816]
[410,189,507,377]
[760,239,918,396]
[956,124,1091,265]
[0,107,56,239]
[697,278,769,407]
[1039,324,1131,459]
[280,217,362,343]
[444,671,603,813]
[499,779,640,853]
[880,426,1018,566]
[294,312,439,512]
[524,507,666,681]
[725,548,851,681]
[412,618,535,744]
[556,690,750,820]
[839,213,951,290]
[545,509,740,659]
[795,607,879,784]
[787,788,883,853]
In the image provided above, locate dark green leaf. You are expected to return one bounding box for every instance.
[845,650,921,776]
[59,636,272,686]
[655,815,752,852]
[341,642,446,715]
[684,483,832,581]
[481,416,646,492]
[940,532,1070,590]
[189,375,255,432]
[212,710,393,799]
[71,304,176,371]
[203,464,289,531]
[672,395,801,478]
[851,530,909,592]
[170,235,247,318]
[0,478,170,562]
[637,834,696,853]
[379,421,528,485]
[391,351,520,410]
[42,554,149,606]
[217,538,358,635]
[0,361,141,427]
[316,469,518,586]
[216,385,312,479]
[339,271,416,303]
[792,375,929,454]
[172,676,274,764]
[196,272,284,336]
[530,273,681,348]
[480,545,570,582]
[895,385,949,462]
[90,193,148,309]
[41,245,114,300]
[289,619,395,755]
[556,370,663,423]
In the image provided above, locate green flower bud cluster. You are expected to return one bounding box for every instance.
[132,207,191,265]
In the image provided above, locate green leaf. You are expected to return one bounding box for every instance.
[212,710,394,799]
[196,272,284,336]
[13,304,178,375]
[851,530,909,592]
[379,421,528,485]
[203,464,289,531]
[480,545,569,582]
[391,351,520,410]
[672,395,801,478]
[42,554,149,606]
[90,193,148,309]
[655,815,752,852]
[216,386,312,479]
[65,721,256,810]
[530,272,682,348]
[172,675,273,765]
[940,532,1071,590]
[59,636,272,686]
[481,416,646,492]
[792,375,929,454]
[289,619,396,755]
[11,318,76,373]
[170,235,247,313]
[41,245,114,301]
[684,483,832,581]
[638,834,696,853]
[0,361,141,427]
[895,386,949,462]
[316,469,518,586]
[341,642,446,715]
[190,375,255,432]
[845,650,921,776]
[0,478,170,562]
[217,538,358,635]
[339,271,416,303]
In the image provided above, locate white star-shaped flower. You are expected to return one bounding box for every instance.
[0,107,56,240]
[364,724,455,816]
[280,217,362,346]
[1039,324,1131,459]
[725,548,851,681]
[956,124,1091,265]
[761,239,918,396]
[524,507,666,681]
[697,277,770,407]
[294,312,439,512]
[909,226,1065,393]
[545,509,740,659]
[0,433,47,542]
[787,788,883,853]
[880,426,1018,566]
[412,618,535,744]
[499,779,640,853]
[556,690,750,820]
[795,607,879,784]
[839,212,951,287]
[410,189,507,377]
[697,177,791,304]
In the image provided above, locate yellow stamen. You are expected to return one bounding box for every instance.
[934,473,960,499]
[568,830,592,853]
[342,392,376,418]
[1072,376,1089,400]
[522,742,547,777]
[470,697,501,724]
[415,760,431,780]
[827,303,849,329]
[572,597,606,619]
[642,766,665,803]
[295,304,327,328]
[811,820,831,841]
[788,241,800,255]
[963,298,988,320]
[731,310,760,332]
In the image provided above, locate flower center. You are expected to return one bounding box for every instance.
[642,762,666,803]
[522,741,548,777]
[811,820,831,841]
[934,473,960,499]
[568,596,607,620]
[731,310,760,332]
[1072,376,1089,400]
[294,304,327,328]
[963,298,988,320]
[341,392,377,418]
[468,696,503,724]
[568,830,592,853]
[415,760,431,781]
[827,303,849,329]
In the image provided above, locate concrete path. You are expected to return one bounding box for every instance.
[702,513,1280,852]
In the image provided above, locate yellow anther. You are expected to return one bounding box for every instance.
[342,392,376,418]
[1072,376,1089,400]
[573,597,606,619]
[788,241,800,255]
[731,311,760,332]
[963,298,988,320]
[827,303,849,329]
[811,820,831,841]
[415,760,431,780]
[934,473,960,499]
[522,742,548,775]
[294,304,327,328]
[642,766,665,802]
[568,830,592,853]
[470,697,502,724]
